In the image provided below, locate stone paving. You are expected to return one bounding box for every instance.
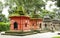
[0,31,60,38]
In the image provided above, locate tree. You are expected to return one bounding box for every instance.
[0,1,8,22]
[4,0,45,16]
[57,0,60,7]
[0,1,3,13]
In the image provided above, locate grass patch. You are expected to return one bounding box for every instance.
[33,30,40,33]
[52,36,60,38]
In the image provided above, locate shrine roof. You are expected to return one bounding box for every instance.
[9,15,30,18]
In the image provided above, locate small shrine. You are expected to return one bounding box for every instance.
[10,16,31,32]
[43,15,52,31]
[30,18,42,30]
[9,6,42,32]
[52,18,60,31]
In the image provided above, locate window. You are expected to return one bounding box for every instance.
[25,23,27,27]
[32,23,34,26]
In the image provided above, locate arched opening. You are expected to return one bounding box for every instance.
[40,23,41,28]
[53,25,55,28]
[45,24,47,28]
[14,22,18,30]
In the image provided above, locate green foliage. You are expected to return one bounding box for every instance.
[39,9,56,19]
[33,30,40,33]
[17,6,26,15]
[9,13,20,17]
[49,12,56,19]
[4,0,57,19]
[57,0,60,7]
[0,22,10,31]
[39,9,50,18]
[52,36,60,38]
[31,14,40,18]
[0,1,3,12]
[4,0,45,16]
[4,31,37,36]
[0,14,8,22]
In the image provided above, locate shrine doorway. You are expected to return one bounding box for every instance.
[14,22,18,30]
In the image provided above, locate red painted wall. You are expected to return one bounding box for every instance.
[10,16,42,32]
[30,18,42,30]
[10,16,21,30]
[10,16,31,32]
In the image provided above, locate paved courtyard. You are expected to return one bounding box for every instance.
[0,31,60,38]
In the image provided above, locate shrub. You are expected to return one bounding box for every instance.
[0,22,10,31]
